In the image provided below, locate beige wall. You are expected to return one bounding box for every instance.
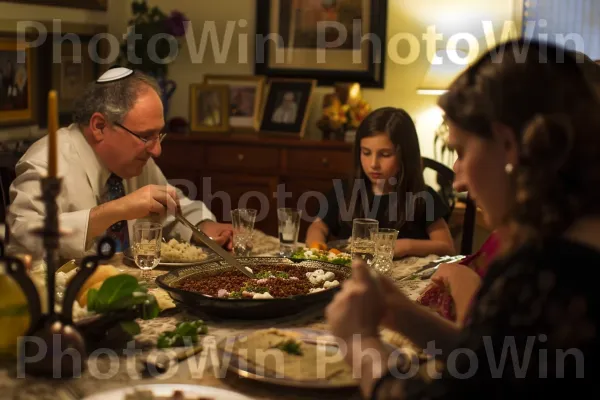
[116,0,521,158]
[0,0,127,139]
[0,1,109,24]
[0,0,521,146]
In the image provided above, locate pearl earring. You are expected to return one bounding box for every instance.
[505,163,514,174]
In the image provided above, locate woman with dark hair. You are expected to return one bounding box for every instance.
[326,39,600,398]
[306,107,455,258]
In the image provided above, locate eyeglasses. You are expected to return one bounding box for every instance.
[114,122,167,147]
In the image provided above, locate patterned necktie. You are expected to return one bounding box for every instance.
[103,173,129,252]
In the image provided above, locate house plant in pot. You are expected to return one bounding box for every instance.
[117,0,189,119]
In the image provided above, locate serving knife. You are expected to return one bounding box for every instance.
[398,255,465,282]
[174,211,256,279]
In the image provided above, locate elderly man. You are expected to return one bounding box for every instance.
[7,68,232,260]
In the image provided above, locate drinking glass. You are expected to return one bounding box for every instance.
[132,221,162,286]
[231,208,257,257]
[372,228,399,275]
[350,218,379,266]
[277,208,302,257]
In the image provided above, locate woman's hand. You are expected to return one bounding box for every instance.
[431,263,482,324]
[378,275,413,332]
[326,259,395,397]
[326,259,385,343]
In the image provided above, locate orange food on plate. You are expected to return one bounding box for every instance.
[329,248,341,255]
[309,242,327,251]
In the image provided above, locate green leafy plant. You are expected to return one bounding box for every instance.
[117,0,189,78]
[87,274,160,335]
[274,339,303,356]
[157,320,208,348]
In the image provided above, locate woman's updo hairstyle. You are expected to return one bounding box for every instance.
[438,39,600,248]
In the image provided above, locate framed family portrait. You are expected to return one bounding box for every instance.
[260,78,315,138]
[189,84,230,133]
[2,0,108,11]
[0,39,33,126]
[255,0,387,88]
[203,75,266,132]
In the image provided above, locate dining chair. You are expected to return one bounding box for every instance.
[0,152,21,244]
[421,157,475,255]
[421,157,456,219]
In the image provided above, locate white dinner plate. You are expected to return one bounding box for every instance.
[123,247,217,268]
[82,383,254,400]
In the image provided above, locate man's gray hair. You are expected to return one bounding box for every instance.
[72,71,161,125]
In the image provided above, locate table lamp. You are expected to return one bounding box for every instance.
[417,49,472,95]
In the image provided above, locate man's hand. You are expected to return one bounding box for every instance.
[116,185,179,221]
[198,221,233,250]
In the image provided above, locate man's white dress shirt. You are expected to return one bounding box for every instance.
[7,124,215,259]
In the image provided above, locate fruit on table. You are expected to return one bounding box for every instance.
[76,264,120,307]
[0,274,31,357]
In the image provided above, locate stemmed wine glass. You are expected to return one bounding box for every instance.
[132,221,162,287]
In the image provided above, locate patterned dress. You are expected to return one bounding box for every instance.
[416,231,501,321]
[374,237,599,398]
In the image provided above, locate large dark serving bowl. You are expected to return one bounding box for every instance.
[155,257,351,319]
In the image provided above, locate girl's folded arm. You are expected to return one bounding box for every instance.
[395,219,456,257]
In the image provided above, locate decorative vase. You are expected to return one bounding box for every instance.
[344,129,356,143]
[150,73,177,120]
[159,77,177,120]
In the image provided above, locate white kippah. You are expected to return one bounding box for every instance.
[97,67,134,83]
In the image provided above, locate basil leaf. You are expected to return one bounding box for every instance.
[157,335,175,349]
[141,296,160,320]
[176,322,197,337]
[94,275,140,306]
[86,288,100,312]
[120,321,141,336]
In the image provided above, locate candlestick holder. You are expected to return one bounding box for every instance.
[0,176,116,378]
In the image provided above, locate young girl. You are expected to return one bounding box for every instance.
[305,107,455,258]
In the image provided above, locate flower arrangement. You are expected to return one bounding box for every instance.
[317,83,371,140]
[117,0,189,78]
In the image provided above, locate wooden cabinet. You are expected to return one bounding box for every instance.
[155,134,353,239]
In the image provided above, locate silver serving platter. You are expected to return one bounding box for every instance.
[217,328,359,389]
[155,257,351,319]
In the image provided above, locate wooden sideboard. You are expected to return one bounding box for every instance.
[155,134,355,240]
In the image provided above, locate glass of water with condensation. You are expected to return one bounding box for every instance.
[351,218,379,266]
[132,221,162,286]
[277,208,302,257]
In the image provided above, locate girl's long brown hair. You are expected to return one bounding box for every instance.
[337,107,426,233]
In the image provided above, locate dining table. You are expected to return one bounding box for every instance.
[0,231,442,400]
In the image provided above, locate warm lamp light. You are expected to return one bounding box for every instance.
[417,49,473,95]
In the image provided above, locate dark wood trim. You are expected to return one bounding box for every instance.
[164,133,354,150]
[2,0,107,11]
[254,0,387,88]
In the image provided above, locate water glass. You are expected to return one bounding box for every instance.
[350,218,379,266]
[277,208,302,257]
[372,228,399,275]
[231,208,257,256]
[132,221,162,285]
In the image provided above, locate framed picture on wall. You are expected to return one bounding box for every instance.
[189,84,230,133]
[0,39,33,127]
[2,0,108,11]
[255,0,387,88]
[203,75,266,132]
[259,78,315,138]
